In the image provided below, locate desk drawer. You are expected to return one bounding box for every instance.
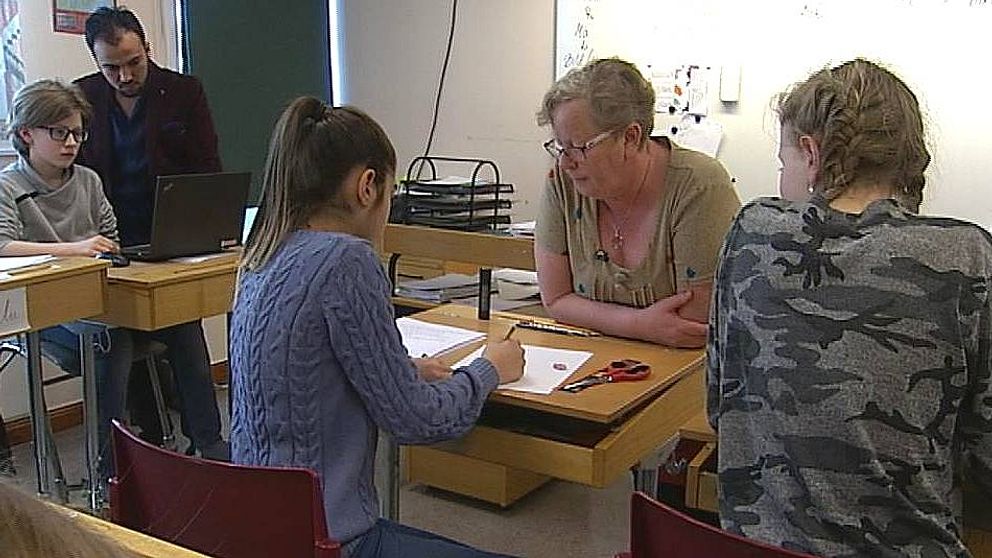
[103,272,235,331]
[424,365,703,489]
[686,441,718,513]
[26,268,105,329]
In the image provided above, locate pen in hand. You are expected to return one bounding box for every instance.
[501,324,517,341]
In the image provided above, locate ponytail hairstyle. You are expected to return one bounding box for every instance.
[775,59,930,212]
[241,97,396,272]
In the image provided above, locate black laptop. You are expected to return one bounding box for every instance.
[121,172,251,261]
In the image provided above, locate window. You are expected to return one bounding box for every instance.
[0,0,25,152]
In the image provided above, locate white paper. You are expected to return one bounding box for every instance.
[0,287,30,336]
[454,344,593,394]
[508,221,536,237]
[674,118,723,157]
[418,175,492,186]
[493,268,538,285]
[396,317,485,358]
[0,255,54,272]
[168,252,236,264]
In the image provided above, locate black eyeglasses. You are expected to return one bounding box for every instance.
[543,128,618,161]
[39,126,88,143]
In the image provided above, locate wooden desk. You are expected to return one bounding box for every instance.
[676,411,992,557]
[1,257,108,329]
[403,304,704,506]
[100,253,238,331]
[0,258,108,504]
[383,224,536,319]
[57,505,208,557]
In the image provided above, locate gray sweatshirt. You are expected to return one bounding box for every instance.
[0,157,118,250]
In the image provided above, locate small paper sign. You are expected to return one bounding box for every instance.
[0,287,30,336]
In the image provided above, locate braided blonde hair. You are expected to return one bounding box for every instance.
[776,59,930,212]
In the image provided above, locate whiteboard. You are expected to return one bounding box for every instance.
[554,0,992,230]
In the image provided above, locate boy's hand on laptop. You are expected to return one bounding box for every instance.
[70,235,119,256]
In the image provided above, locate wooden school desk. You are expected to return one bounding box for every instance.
[383,223,538,317]
[55,503,209,558]
[0,257,108,506]
[99,253,238,332]
[676,410,992,557]
[396,304,705,512]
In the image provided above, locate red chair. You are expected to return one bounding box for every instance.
[109,420,340,558]
[619,492,816,558]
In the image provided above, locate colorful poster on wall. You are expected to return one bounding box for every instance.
[53,0,113,35]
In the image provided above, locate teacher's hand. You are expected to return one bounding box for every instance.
[638,291,709,348]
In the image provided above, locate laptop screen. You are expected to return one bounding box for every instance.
[125,172,251,260]
[243,206,258,243]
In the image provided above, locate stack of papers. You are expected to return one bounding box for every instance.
[508,221,536,238]
[396,317,485,358]
[0,255,55,273]
[494,268,540,301]
[454,345,593,394]
[395,273,487,303]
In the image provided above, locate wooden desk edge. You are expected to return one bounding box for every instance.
[107,259,238,287]
[55,506,208,557]
[488,353,704,424]
[0,257,108,289]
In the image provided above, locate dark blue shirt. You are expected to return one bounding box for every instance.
[109,98,150,246]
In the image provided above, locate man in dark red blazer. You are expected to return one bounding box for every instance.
[75,7,227,461]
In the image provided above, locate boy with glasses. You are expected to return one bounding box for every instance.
[0,79,133,490]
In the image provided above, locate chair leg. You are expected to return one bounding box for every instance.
[145,356,175,451]
[0,413,14,476]
[44,411,69,503]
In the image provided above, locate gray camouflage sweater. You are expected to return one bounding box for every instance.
[0,157,118,250]
[707,196,992,558]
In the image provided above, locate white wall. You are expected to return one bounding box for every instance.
[343,1,992,233]
[554,0,992,231]
[0,1,231,423]
[339,0,556,221]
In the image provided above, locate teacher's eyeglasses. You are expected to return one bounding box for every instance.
[543,129,617,161]
[39,126,89,143]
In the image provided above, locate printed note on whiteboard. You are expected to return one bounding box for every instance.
[0,287,30,336]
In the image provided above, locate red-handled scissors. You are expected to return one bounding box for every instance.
[559,359,651,393]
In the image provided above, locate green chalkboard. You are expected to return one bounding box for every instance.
[181,1,331,202]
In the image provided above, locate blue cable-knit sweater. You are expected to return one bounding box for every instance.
[230,230,499,544]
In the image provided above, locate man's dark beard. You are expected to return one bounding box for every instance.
[117,84,143,98]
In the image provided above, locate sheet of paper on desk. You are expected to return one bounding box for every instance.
[0,254,54,272]
[396,317,485,358]
[453,345,593,394]
[417,175,491,186]
[168,252,236,264]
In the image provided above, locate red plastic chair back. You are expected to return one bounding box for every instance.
[109,420,340,558]
[629,492,815,558]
